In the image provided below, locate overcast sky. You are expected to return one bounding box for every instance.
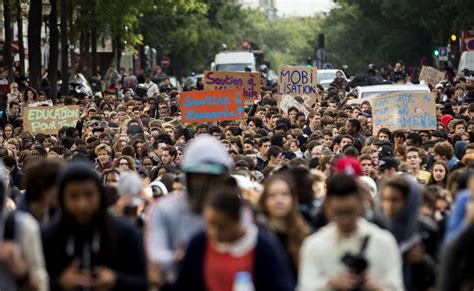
[275,0,334,17]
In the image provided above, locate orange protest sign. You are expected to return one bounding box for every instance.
[181,89,244,123]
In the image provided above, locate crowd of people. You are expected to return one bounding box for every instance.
[0,61,473,291]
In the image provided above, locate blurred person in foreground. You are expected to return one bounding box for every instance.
[298,173,403,291]
[0,162,48,290]
[42,162,147,290]
[146,135,238,287]
[175,183,294,290]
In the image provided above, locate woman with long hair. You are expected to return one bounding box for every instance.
[428,161,449,189]
[258,174,310,278]
[3,123,14,140]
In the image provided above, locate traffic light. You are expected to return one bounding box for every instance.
[433,48,440,57]
[450,34,457,42]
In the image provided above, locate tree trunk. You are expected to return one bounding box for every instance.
[27,0,42,89]
[116,36,122,69]
[48,0,59,102]
[3,0,14,82]
[90,1,97,78]
[60,0,69,95]
[16,0,25,77]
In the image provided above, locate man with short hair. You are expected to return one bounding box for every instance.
[299,174,403,291]
[256,137,271,171]
[267,145,284,166]
[161,146,177,166]
[359,154,374,177]
[406,147,430,184]
[303,111,321,136]
[433,141,460,171]
[142,74,159,97]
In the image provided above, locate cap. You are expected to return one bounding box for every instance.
[378,145,394,158]
[378,157,399,171]
[183,135,233,175]
[332,156,363,177]
[84,119,99,128]
[92,127,105,133]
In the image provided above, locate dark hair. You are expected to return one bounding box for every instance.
[348,119,361,132]
[326,173,361,199]
[384,177,410,200]
[205,185,241,222]
[22,158,64,202]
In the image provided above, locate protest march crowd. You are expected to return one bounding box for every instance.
[0,60,474,291]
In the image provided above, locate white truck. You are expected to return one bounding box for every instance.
[211,51,257,72]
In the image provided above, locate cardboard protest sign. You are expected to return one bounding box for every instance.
[371,92,437,135]
[278,95,310,117]
[181,89,244,123]
[203,71,261,103]
[28,100,54,107]
[23,105,80,135]
[419,66,445,86]
[278,66,318,106]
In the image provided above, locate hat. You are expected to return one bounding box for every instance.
[435,83,443,89]
[332,156,363,177]
[150,180,168,196]
[92,127,105,134]
[441,114,454,128]
[360,175,377,198]
[183,135,233,175]
[373,139,392,147]
[378,145,394,158]
[84,119,99,128]
[378,157,399,171]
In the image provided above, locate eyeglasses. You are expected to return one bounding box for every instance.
[119,162,129,166]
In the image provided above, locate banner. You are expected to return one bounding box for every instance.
[28,100,54,107]
[278,66,318,106]
[372,92,437,134]
[23,105,80,135]
[278,95,309,117]
[203,70,261,102]
[181,89,244,123]
[419,66,445,86]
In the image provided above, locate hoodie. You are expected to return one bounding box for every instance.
[42,163,147,291]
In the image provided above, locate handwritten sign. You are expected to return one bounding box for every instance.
[278,66,318,106]
[371,92,437,135]
[28,100,54,107]
[278,95,309,117]
[181,89,244,123]
[203,71,261,103]
[23,105,80,135]
[419,66,445,86]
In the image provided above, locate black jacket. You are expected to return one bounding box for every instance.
[42,216,147,291]
[438,223,474,291]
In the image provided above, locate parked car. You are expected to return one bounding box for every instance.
[347,84,430,105]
